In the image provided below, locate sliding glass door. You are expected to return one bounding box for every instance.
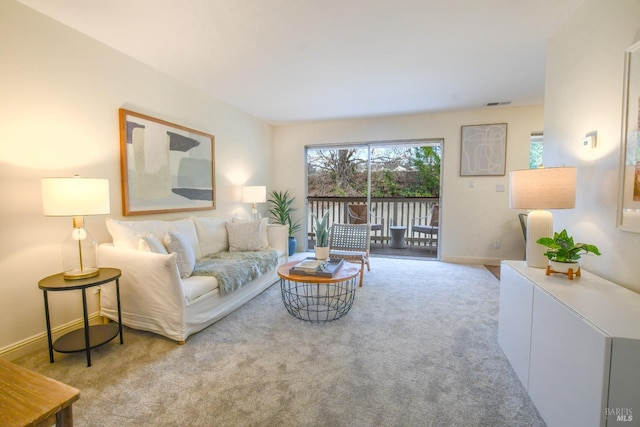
[305,139,442,256]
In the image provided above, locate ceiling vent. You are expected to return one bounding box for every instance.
[485,101,512,107]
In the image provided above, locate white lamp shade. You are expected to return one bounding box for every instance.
[509,167,577,209]
[509,166,577,268]
[242,186,266,204]
[42,177,111,216]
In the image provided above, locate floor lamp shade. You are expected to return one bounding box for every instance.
[242,186,266,220]
[509,167,577,268]
[42,177,111,279]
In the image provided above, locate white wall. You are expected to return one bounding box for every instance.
[272,106,544,264]
[544,0,640,292]
[0,1,272,358]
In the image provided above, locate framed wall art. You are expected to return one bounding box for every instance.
[460,123,507,176]
[119,108,215,216]
[618,41,640,233]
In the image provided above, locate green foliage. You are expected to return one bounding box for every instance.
[312,210,330,247]
[529,141,544,169]
[267,190,301,237]
[412,146,441,197]
[377,170,400,196]
[536,229,601,262]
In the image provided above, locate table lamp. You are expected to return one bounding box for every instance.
[242,186,266,221]
[509,167,577,268]
[41,177,111,279]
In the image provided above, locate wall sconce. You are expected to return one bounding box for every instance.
[41,177,111,279]
[242,186,266,221]
[582,131,597,150]
[509,167,577,268]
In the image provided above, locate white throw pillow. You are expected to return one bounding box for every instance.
[226,221,264,252]
[138,234,168,254]
[232,217,269,248]
[191,216,229,255]
[164,231,196,278]
[105,218,201,259]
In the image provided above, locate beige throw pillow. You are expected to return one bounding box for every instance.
[226,221,264,252]
[232,217,269,248]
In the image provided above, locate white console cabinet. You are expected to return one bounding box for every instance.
[498,260,640,427]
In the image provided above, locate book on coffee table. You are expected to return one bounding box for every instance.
[289,258,344,277]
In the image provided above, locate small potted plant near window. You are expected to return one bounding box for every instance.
[536,229,601,279]
[312,210,330,260]
[267,190,301,256]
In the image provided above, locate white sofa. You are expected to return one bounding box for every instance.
[99,216,288,343]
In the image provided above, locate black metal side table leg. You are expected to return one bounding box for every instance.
[115,279,123,344]
[42,290,54,363]
[81,288,91,367]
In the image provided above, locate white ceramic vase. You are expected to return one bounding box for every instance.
[315,246,330,260]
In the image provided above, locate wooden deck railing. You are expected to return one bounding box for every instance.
[306,196,439,247]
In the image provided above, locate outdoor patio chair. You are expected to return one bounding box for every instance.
[329,223,370,287]
[347,204,384,246]
[410,204,439,252]
[518,212,528,241]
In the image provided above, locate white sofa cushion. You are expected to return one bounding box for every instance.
[191,216,229,255]
[106,218,201,259]
[226,221,264,252]
[165,231,196,278]
[182,275,219,304]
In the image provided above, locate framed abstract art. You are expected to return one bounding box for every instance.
[119,109,215,216]
[618,41,640,233]
[460,123,507,176]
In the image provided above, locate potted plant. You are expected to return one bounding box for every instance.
[312,210,330,260]
[267,190,301,256]
[536,229,601,275]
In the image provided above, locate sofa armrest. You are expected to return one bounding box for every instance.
[99,244,187,323]
[267,224,289,259]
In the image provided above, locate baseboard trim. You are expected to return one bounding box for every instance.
[440,255,501,266]
[0,312,102,361]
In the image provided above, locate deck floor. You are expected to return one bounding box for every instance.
[307,240,437,260]
[369,242,437,259]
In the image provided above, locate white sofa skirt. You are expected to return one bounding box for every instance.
[99,244,282,343]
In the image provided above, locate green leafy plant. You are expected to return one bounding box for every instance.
[312,210,330,247]
[536,229,601,263]
[267,190,301,237]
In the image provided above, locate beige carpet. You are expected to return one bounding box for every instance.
[15,258,544,426]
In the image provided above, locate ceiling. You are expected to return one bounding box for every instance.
[17,0,584,124]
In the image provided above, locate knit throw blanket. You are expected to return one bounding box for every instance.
[192,249,279,294]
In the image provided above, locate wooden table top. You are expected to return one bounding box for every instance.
[0,359,80,426]
[278,260,360,283]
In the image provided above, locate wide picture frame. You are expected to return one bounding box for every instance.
[119,108,215,216]
[618,41,640,233]
[460,123,507,176]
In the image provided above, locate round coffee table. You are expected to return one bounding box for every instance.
[277,261,360,323]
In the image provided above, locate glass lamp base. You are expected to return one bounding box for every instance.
[63,267,100,280]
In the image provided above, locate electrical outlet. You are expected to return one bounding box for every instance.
[493,239,501,249]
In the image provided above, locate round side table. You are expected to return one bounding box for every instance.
[38,268,123,367]
[389,226,407,249]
